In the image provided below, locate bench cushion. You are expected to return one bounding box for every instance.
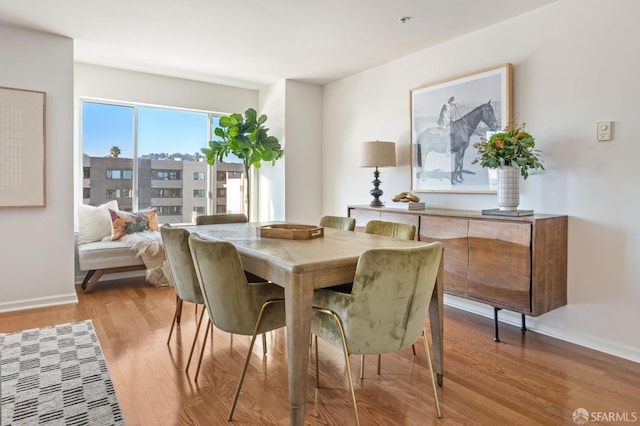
[78,240,144,271]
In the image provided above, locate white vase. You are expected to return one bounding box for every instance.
[497,166,520,211]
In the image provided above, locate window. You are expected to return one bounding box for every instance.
[106,189,132,199]
[81,101,246,224]
[156,206,182,215]
[151,188,182,198]
[106,169,122,179]
[106,169,132,179]
[153,170,182,180]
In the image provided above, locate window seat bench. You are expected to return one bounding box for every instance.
[78,240,146,293]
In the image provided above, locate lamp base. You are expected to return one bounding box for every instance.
[369,167,384,208]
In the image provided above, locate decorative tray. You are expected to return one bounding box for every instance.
[257,224,324,240]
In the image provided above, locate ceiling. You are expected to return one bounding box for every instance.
[0,0,559,88]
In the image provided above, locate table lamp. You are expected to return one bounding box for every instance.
[361,141,396,207]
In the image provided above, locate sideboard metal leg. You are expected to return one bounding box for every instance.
[521,314,527,333]
[493,307,501,342]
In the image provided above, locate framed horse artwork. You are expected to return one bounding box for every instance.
[410,63,512,193]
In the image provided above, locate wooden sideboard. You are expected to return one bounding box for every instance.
[348,205,568,339]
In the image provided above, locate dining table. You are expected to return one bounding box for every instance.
[181,221,444,426]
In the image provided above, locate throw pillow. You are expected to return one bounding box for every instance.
[108,208,159,241]
[77,200,119,244]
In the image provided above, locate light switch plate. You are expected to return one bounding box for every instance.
[597,121,612,141]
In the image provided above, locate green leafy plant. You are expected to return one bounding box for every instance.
[471,121,544,179]
[201,108,283,215]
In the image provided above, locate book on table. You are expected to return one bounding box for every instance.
[389,202,426,210]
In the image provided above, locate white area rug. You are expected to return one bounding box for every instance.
[1,320,125,425]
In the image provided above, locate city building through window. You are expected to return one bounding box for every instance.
[81,101,246,223]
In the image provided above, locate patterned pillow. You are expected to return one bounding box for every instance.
[108,208,159,241]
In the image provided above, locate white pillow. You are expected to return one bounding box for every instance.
[77,200,119,244]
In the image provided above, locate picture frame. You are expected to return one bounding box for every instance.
[410,63,512,193]
[0,86,46,207]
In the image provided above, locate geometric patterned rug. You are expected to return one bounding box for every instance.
[1,320,125,425]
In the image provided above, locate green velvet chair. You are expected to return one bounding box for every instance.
[160,224,206,373]
[311,243,443,424]
[195,213,248,225]
[363,219,418,367]
[188,233,286,420]
[364,219,416,240]
[320,215,356,231]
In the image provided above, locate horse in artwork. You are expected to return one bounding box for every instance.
[449,101,498,184]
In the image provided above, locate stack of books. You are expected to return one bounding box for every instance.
[389,201,426,210]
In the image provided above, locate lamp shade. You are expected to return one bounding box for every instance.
[360,141,396,168]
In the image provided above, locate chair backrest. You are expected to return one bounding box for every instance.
[160,224,204,304]
[195,213,248,225]
[188,233,285,336]
[320,215,356,231]
[364,220,416,240]
[327,243,442,354]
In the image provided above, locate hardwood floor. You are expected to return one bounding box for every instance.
[2,278,639,425]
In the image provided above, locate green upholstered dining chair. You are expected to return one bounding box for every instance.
[364,219,416,240]
[363,219,418,369]
[311,243,443,425]
[195,213,248,225]
[188,233,286,420]
[320,215,356,231]
[326,219,416,371]
[160,224,206,373]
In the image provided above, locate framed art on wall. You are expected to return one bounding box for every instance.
[410,63,512,193]
[0,86,46,207]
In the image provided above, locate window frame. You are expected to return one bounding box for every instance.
[79,98,249,222]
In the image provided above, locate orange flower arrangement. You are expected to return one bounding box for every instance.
[471,121,544,179]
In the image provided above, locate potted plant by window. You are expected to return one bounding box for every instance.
[201,108,283,217]
[472,122,544,211]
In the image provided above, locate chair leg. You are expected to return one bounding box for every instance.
[176,295,183,325]
[186,306,207,372]
[262,333,267,356]
[194,320,212,382]
[422,328,442,418]
[360,354,365,380]
[166,297,184,345]
[314,307,360,426]
[315,335,320,388]
[412,343,416,356]
[377,354,381,376]
[228,299,284,421]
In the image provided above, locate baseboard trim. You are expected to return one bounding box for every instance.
[444,295,640,364]
[0,292,78,314]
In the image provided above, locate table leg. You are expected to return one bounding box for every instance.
[428,254,445,386]
[284,273,314,426]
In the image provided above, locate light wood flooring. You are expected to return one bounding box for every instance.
[1,277,639,425]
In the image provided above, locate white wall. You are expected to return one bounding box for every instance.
[284,80,323,224]
[323,0,640,362]
[258,79,323,224]
[258,81,286,221]
[0,25,75,312]
[74,63,258,113]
